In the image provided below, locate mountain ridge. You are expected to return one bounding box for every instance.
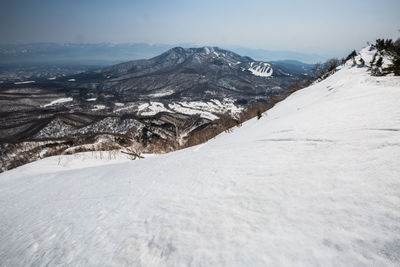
[0,42,324,64]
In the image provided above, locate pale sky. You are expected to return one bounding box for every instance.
[1,0,399,57]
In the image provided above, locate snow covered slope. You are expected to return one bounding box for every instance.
[248,62,273,77]
[1,59,400,266]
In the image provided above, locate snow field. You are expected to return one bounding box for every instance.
[0,50,399,266]
[42,97,73,107]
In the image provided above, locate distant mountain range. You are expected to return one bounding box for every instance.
[0,43,325,65]
[0,46,314,171]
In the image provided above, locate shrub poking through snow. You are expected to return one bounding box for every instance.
[372,38,400,75]
[257,110,262,120]
[345,50,357,62]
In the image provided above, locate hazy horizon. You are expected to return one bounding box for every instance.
[1,0,400,58]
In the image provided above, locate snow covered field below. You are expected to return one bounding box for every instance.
[1,62,400,266]
[41,97,73,108]
[135,98,243,119]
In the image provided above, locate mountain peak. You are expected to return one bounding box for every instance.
[162,46,232,58]
[169,46,186,53]
[89,46,299,83]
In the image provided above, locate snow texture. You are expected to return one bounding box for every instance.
[92,104,106,111]
[138,99,242,119]
[249,62,273,77]
[148,90,175,98]
[140,102,171,116]
[355,45,392,69]
[168,99,243,120]
[14,80,35,84]
[0,63,400,266]
[42,97,73,107]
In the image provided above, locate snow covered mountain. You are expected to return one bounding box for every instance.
[61,46,296,95]
[1,47,399,266]
[0,46,309,171]
[0,42,325,64]
[0,47,302,141]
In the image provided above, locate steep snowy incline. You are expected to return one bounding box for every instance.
[0,62,400,266]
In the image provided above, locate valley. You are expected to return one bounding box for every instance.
[0,47,312,171]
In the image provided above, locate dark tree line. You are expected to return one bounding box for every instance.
[311,58,342,81]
